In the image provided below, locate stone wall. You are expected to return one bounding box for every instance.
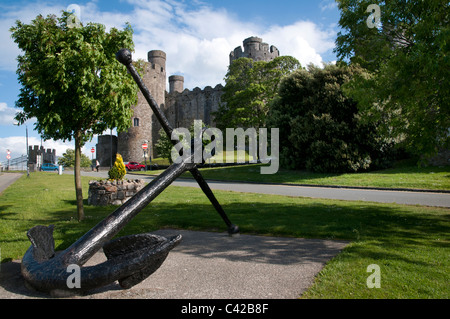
[28,145,56,165]
[164,84,224,129]
[88,179,145,206]
[428,149,450,166]
[96,135,117,167]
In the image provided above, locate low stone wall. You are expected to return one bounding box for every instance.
[429,149,450,166]
[88,179,145,206]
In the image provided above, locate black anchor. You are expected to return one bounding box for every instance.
[21,48,239,295]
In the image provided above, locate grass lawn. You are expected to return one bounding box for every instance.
[154,159,449,191]
[0,172,449,298]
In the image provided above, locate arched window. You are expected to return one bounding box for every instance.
[134,118,139,127]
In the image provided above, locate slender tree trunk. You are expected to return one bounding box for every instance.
[74,132,85,221]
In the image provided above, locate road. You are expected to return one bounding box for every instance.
[66,170,450,208]
[0,173,23,194]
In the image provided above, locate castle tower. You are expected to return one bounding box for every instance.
[117,50,167,163]
[229,36,280,64]
[96,135,118,167]
[169,75,184,93]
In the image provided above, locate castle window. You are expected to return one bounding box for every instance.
[134,118,140,127]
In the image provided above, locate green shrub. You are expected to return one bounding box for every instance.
[108,153,126,180]
[268,64,393,173]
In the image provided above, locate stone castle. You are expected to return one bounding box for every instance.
[97,36,280,165]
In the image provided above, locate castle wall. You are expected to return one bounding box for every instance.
[165,84,224,129]
[96,135,117,167]
[28,145,56,165]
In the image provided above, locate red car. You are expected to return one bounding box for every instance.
[125,161,146,171]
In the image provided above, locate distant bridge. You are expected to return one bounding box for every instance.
[1,155,27,171]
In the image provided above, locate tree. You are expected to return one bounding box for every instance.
[213,56,300,131]
[154,128,174,164]
[58,149,91,167]
[268,64,391,173]
[11,12,137,221]
[335,0,450,161]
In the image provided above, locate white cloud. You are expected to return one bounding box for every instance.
[0,135,97,163]
[114,0,336,89]
[263,21,336,68]
[1,0,337,88]
[320,0,338,12]
[0,136,64,160]
[0,102,18,125]
[0,2,63,72]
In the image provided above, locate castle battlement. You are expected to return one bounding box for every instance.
[230,36,280,64]
[167,83,224,96]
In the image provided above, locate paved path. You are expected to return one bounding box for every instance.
[0,229,348,299]
[67,170,450,207]
[0,173,23,195]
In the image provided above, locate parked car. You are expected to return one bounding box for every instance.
[40,163,62,171]
[125,161,146,171]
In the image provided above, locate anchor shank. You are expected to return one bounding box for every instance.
[116,49,239,234]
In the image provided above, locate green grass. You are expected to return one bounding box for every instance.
[1,172,449,298]
[147,151,255,167]
[170,159,449,191]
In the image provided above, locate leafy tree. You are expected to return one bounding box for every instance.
[214,56,301,131]
[268,64,392,173]
[154,128,174,164]
[58,149,91,167]
[11,12,137,220]
[335,0,450,161]
[108,153,126,181]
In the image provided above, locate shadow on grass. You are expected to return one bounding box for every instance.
[49,199,449,265]
[195,161,450,188]
[3,193,449,268]
[0,205,14,218]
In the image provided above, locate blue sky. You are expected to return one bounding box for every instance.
[0,0,340,162]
